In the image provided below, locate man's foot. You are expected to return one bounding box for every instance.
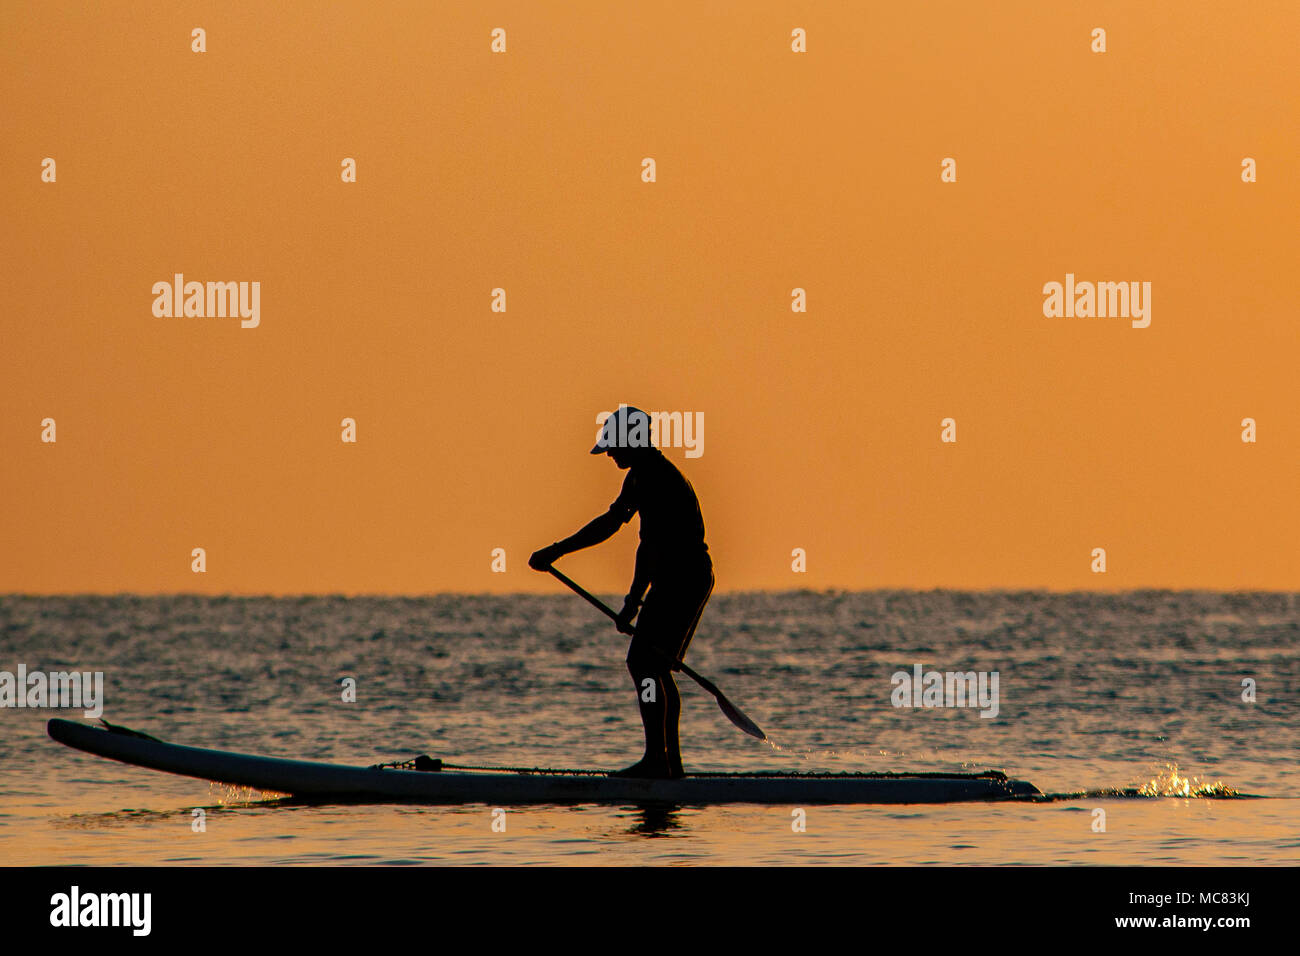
[610,757,677,779]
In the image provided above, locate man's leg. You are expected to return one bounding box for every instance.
[614,569,713,779]
[664,571,713,776]
[662,671,683,776]
[615,647,672,777]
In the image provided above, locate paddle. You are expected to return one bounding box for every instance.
[544,565,767,741]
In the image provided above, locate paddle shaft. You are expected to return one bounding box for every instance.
[545,565,767,741]
[545,566,683,665]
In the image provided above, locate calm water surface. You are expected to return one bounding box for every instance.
[1,591,1296,865]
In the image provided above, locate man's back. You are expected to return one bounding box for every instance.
[610,449,709,574]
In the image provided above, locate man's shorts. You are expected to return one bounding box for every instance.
[628,560,715,673]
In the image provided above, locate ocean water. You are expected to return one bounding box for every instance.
[0,591,1296,865]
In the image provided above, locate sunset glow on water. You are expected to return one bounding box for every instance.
[2,592,1294,866]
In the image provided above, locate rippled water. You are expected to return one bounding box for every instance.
[1,592,1296,864]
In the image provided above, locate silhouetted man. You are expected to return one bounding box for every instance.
[530,405,713,779]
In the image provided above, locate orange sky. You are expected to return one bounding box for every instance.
[2,1,1296,594]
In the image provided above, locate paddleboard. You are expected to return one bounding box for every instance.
[48,719,1042,804]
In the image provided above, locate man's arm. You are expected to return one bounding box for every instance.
[614,544,653,635]
[555,510,625,554]
[529,508,627,570]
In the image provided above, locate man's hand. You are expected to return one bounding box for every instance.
[615,596,640,635]
[528,544,564,571]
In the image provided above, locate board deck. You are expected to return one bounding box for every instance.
[48,719,1042,805]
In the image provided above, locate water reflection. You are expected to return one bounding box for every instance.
[621,803,685,836]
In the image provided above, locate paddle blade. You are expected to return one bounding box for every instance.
[679,662,766,741]
[717,696,767,742]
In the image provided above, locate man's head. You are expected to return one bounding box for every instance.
[592,405,655,468]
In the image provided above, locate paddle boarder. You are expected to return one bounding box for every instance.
[529,405,714,779]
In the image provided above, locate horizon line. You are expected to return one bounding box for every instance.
[3,587,1297,598]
